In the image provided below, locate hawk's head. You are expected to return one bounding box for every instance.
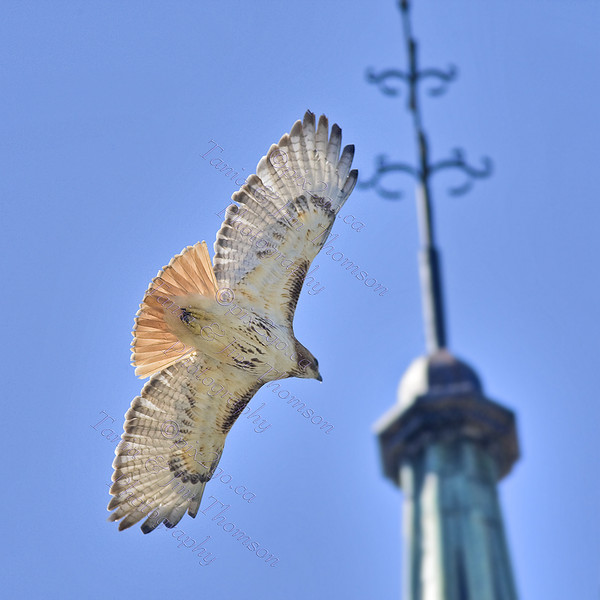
[294,342,322,382]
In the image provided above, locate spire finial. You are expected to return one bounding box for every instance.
[360,0,493,353]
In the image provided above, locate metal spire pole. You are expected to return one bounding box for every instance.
[399,0,446,352]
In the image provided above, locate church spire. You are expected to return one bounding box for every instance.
[361,1,520,597]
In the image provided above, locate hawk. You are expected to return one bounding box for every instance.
[108,111,357,532]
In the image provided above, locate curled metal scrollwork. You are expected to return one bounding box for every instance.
[358,155,419,200]
[365,64,457,98]
[365,68,412,97]
[362,0,492,203]
[419,65,458,97]
[359,149,493,200]
[430,148,493,196]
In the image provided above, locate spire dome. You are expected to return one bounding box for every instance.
[398,349,483,410]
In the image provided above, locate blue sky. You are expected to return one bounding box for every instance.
[2,1,599,598]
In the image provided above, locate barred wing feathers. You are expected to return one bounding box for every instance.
[213,111,357,324]
[108,354,261,533]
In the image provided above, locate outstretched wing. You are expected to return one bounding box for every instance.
[213,111,357,325]
[108,353,262,533]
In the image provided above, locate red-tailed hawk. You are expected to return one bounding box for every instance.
[108,111,357,533]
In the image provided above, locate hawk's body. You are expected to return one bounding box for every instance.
[108,111,357,532]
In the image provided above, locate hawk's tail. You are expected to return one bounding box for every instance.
[131,241,218,378]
